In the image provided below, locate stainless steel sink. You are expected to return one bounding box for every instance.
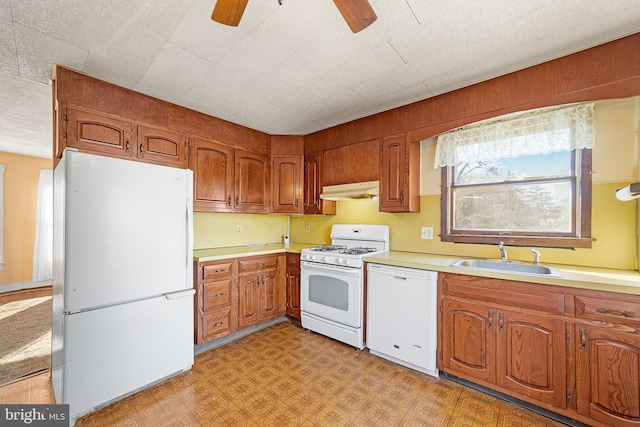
[450,258,561,277]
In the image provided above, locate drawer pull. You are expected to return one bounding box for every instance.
[211,292,227,298]
[595,308,635,318]
[211,321,225,327]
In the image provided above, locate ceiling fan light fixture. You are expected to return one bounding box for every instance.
[211,0,249,27]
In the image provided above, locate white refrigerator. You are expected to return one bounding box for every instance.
[52,149,195,424]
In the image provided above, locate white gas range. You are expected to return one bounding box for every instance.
[300,224,389,350]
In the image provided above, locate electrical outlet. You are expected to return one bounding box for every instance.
[237,225,243,234]
[305,224,310,232]
[421,226,433,240]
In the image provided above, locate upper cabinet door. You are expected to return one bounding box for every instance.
[271,155,303,214]
[190,137,234,212]
[379,133,420,213]
[235,149,269,213]
[137,125,188,168]
[304,152,335,215]
[65,105,134,158]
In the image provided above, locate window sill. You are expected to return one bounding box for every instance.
[440,234,594,249]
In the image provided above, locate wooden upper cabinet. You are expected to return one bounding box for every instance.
[190,140,270,213]
[304,152,335,215]
[64,105,134,158]
[137,124,188,168]
[63,105,188,168]
[271,155,303,214]
[379,133,420,213]
[235,149,269,213]
[191,137,234,212]
[323,139,379,186]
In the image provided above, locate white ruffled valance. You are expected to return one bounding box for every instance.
[434,103,595,168]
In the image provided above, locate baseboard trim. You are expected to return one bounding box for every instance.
[0,281,52,294]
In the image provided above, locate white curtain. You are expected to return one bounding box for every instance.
[434,103,595,168]
[32,169,53,282]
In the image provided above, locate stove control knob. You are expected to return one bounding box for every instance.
[345,259,351,265]
[323,256,330,263]
[337,258,344,264]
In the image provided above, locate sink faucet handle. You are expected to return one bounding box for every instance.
[530,247,541,265]
[498,241,507,261]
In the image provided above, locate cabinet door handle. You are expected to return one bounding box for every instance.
[227,195,231,207]
[579,328,587,352]
[295,198,299,208]
[139,142,144,156]
[315,200,320,209]
[488,311,494,331]
[400,190,404,204]
[125,139,130,152]
[235,195,239,206]
[498,313,504,334]
[596,307,635,318]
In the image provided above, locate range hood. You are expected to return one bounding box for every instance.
[320,181,379,200]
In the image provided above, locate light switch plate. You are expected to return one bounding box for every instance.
[421,226,433,240]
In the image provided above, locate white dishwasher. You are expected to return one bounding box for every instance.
[366,263,438,377]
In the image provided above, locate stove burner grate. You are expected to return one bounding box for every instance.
[310,244,347,252]
[339,247,377,255]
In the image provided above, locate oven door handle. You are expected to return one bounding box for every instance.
[301,261,361,275]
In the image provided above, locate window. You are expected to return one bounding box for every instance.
[437,104,594,248]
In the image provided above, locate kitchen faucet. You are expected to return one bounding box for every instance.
[498,241,507,261]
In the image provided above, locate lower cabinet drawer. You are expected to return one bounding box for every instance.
[202,280,233,311]
[575,294,640,327]
[201,310,233,342]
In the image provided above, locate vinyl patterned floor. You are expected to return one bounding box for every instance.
[73,320,564,426]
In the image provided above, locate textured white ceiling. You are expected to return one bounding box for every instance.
[1,0,639,159]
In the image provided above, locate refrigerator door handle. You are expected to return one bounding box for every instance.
[163,289,195,300]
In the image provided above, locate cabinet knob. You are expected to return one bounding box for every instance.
[139,142,144,156]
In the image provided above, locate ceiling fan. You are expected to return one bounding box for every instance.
[211,0,377,33]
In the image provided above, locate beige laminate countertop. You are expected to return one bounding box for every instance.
[364,251,640,296]
[193,243,309,262]
[193,245,640,296]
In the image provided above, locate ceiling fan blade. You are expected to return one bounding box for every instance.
[211,0,249,27]
[332,0,377,33]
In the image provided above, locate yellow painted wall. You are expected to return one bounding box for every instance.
[0,153,53,286]
[290,98,640,271]
[194,212,289,249]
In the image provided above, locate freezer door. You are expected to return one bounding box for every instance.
[61,150,193,312]
[61,291,194,421]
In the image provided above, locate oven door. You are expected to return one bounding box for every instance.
[300,260,362,328]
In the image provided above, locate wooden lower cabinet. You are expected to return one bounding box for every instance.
[496,310,566,409]
[237,254,286,328]
[441,299,496,384]
[285,253,301,319]
[575,324,640,426]
[194,260,236,344]
[195,254,286,345]
[439,272,640,427]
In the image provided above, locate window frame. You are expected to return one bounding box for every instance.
[440,149,592,248]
